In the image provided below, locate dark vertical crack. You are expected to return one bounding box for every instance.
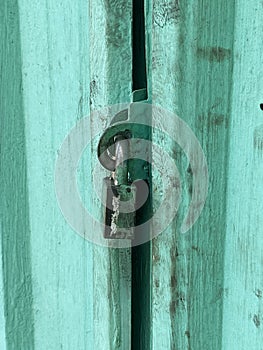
[131,1,151,349]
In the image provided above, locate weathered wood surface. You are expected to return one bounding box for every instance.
[222,2,263,349]
[89,0,133,349]
[1,1,35,348]
[0,235,6,350]
[1,0,263,349]
[1,0,93,348]
[151,0,263,349]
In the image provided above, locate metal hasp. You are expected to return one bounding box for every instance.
[97,104,152,241]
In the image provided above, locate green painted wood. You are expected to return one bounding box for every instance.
[3,0,93,348]
[0,231,6,350]
[1,0,263,349]
[89,0,132,349]
[1,0,133,348]
[222,2,263,349]
[150,0,239,349]
[0,1,35,348]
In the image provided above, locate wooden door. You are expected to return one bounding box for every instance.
[1,0,263,349]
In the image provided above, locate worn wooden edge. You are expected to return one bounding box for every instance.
[0,1,35,348]
[222,1,263,348]
[89,0,133,348]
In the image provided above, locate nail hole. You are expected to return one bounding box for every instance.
[126,187,131,193]
[260,104,263,111]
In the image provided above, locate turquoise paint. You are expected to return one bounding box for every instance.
[17,0,93,348]
[1,0,262,348]
[89,0,133,348]
[0,0,35,348]
[222,1,263,348]
[151,0,236,348]
[0,227,7,349]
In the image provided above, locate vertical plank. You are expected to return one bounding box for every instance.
[0,234,6,350]
[151,0,235,348]
[17,0,93,348]
[222,2,263,349]
[151,1,182,348]
[89,0,133,348]
[0,1,35,348]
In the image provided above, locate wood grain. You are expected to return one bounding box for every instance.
[222,1,263,348]
[0,1,35,348]
[89,0,133,348]
[1,0,263,348]
[151,0,239,349]
[3,0,93,348]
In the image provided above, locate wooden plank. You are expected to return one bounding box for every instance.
[151,0,235,348]
[0,230,6,350]
[0,1,35,348]
[2,1,133,348]
[222,2,263,349]
[16,0,93,348]
[89,0,133,348]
